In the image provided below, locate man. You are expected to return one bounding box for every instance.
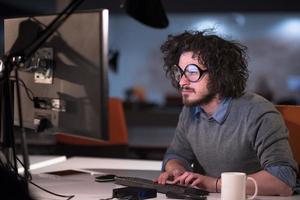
[157,30,298,196]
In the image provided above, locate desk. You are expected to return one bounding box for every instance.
[17,155,67,173]
[31,156,162,174]
[30,156,299,200]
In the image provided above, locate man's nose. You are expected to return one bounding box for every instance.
[179,74,189,86]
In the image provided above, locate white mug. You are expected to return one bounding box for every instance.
[221,172,258,200]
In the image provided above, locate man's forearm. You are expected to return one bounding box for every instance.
[166,162,293,196]
[157,159,188,184]
[248,170,293,196]
[165,159,187,173]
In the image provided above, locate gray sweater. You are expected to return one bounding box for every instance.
[163,92,298,179]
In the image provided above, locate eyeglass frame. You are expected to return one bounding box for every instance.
[171,64,208,83]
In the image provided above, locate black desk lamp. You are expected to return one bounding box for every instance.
[122,0,169,28]
[0,0,84,188]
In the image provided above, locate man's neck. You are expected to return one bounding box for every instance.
[200,95,222,117]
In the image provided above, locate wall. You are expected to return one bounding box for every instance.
[1,9,300,105]
[109,13,300,105]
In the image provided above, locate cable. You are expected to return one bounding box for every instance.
[29,180,75,200]
[16,155,33,181]
[99,196,133,200]
[10,76,35,101]
[17,79,34,101]
[99,197,114,200]
[5,153,75,200]
[1,155,17,175]
[3,140,73,200]
[1,151,75,200]
[14,150,74,199]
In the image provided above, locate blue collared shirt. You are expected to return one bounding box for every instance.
[193,98,231,124]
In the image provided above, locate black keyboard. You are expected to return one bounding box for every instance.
[114,176,209,196]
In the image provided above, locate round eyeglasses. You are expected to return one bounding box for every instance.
[171,64,208,83]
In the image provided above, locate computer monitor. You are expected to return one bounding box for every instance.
[4,10,109,140]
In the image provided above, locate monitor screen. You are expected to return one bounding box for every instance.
[4,10,109,140]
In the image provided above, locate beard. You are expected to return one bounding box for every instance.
[181,87,217,107]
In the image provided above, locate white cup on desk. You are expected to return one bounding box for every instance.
[221,172,258,200]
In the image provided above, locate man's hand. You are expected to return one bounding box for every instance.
[170,172,205,186]
[169,172,217,192]
[156,169,185,184]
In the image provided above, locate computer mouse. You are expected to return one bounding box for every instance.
[95,174,116,182]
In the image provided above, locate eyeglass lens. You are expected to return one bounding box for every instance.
[172,64,206,83]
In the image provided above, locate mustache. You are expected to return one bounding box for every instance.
[180,86,195,92]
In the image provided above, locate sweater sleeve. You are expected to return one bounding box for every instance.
[162,107,195,171]
[249,103,299,180]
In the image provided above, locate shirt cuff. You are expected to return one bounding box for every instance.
[265,165,297,188]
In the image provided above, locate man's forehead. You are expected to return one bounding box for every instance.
[179,51,204,66]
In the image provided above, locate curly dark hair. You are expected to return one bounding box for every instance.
[161,30,249,98]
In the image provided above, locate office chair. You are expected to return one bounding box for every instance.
[275,105,300,175]
[55,97,128,157]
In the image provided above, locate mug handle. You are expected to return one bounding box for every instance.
[247,177,258,200]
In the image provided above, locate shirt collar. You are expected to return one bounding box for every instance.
[192,98,232,124]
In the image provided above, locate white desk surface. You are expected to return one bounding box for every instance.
[18,155,67,173]
[29,156,300,200]
[30,156,163,174]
